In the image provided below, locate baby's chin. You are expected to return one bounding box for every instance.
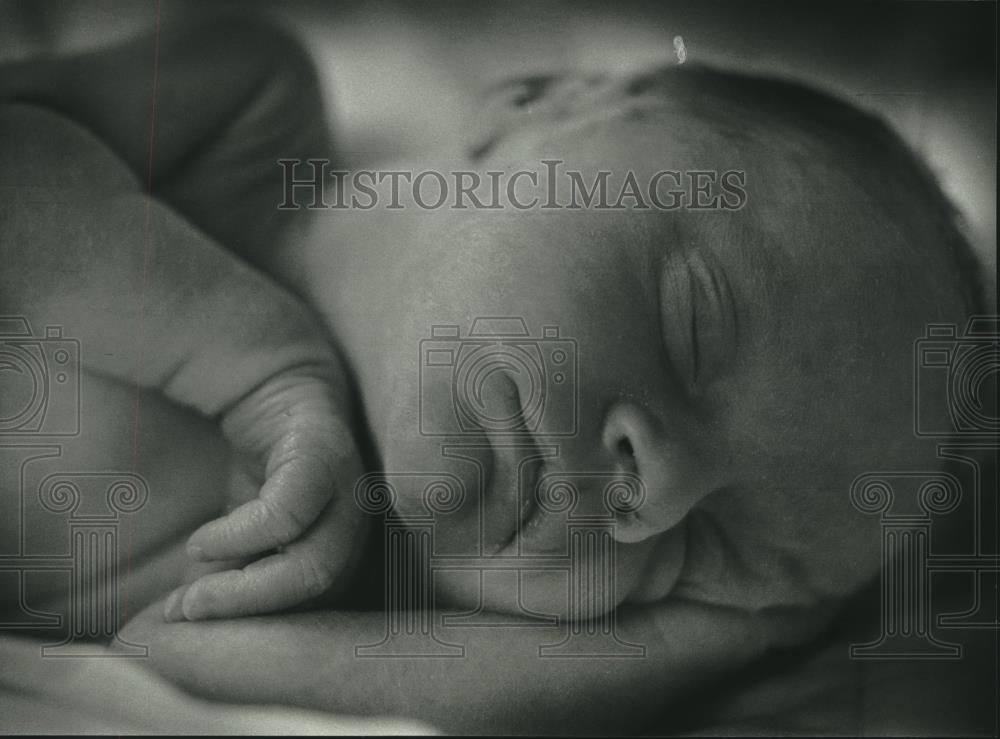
[432,523,687,620]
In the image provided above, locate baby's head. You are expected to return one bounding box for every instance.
[317,65,983,620]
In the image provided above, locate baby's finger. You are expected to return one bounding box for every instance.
[182,554,250,586]
[186,448,340,561]
[170,492,364,621]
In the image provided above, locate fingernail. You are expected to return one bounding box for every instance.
[163,589,185,622]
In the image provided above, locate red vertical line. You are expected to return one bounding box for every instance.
[124,0,162,632]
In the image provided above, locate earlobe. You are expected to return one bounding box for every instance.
[601,402,713,543]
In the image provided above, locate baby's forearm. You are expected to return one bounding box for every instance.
[124,599,767,735]
[0,102,336,415]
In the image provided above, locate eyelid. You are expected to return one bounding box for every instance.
[660,249,738,394]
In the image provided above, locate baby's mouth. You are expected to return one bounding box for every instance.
[478,430,555,554]
[514,455,545,542]
[495,450,572,555]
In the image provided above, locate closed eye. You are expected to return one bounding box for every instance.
[660,248,739,394]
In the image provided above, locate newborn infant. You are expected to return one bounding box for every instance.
[167,61,983,626]
[1,19,984,735]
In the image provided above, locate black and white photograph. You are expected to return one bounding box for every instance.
[0,0,996,734]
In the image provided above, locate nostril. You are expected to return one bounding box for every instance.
[617,437,635,458]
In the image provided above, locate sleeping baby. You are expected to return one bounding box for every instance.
[1,17,984,735]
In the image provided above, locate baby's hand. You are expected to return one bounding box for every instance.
[164,364,366,622]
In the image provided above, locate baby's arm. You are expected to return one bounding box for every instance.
[0,99,363,619]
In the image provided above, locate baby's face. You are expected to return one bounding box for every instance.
[306,72,948,619]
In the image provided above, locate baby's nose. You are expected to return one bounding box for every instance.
[599,403,707,543]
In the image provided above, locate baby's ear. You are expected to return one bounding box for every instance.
[601,403,715,544]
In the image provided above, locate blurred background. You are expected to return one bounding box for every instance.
[1,0,995,285]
